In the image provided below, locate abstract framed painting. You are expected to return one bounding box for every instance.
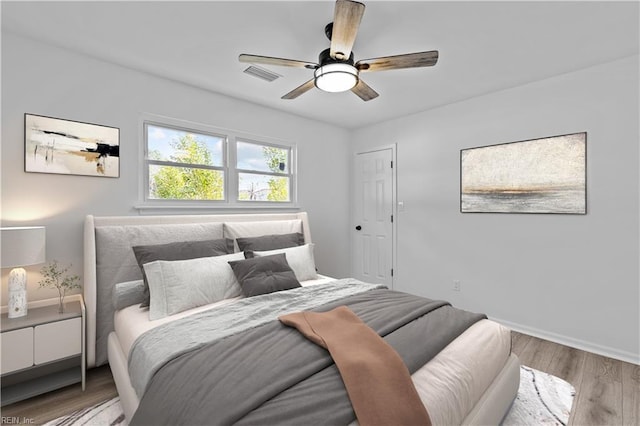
[460,132,586,214]
[25,113,120,178]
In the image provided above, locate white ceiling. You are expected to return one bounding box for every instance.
[2,1,639,129]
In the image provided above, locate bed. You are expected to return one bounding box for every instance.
[83,212,520,425]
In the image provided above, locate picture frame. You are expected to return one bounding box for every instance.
[25,113,120,178]
[460,132,586,214]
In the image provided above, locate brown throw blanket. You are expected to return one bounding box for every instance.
[279,305,432,426]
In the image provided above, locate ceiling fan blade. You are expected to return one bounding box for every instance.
[282,78,316,100]
[239,54,318,69]
[356,50,439,72]
[329,0,365,60]
[351,79,379,101]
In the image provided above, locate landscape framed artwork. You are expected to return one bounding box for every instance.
[25,113,120,178]
[460,132,586,214]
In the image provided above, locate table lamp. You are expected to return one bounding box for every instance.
[1,226,46,318]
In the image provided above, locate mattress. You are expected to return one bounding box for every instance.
[113,278,511,424]
[411,319,511,425]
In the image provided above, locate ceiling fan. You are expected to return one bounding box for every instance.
[239,0,439,101]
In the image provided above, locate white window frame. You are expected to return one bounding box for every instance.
[137,114,298,211]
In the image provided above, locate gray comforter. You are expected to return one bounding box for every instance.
[128,279,384,397]
[130,281,485,425]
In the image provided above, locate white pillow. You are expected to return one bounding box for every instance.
[251,244,317,282]
[144,252,245,320]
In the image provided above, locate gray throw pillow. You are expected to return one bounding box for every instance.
[132,238,234,307]
[228,253,301,297]
[112,279,145,311]
[236,232,304,252]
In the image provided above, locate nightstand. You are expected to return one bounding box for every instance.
[1,295,85,406]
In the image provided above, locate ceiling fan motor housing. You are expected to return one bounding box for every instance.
[319,47,355,66]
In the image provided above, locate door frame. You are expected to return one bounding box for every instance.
[352,143,397,289]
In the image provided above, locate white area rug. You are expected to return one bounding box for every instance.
[502,366,575,426]
[44,397,125,426]
[45,366,575,426]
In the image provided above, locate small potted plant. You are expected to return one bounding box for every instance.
[39,260,81,313]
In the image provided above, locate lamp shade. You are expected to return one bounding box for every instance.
[314,63,358,93]
[1,226,46,268]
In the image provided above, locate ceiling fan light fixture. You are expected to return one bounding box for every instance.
[314,63,358,93]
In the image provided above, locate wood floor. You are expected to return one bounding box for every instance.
[511,332,639,426]
[2,332,639,425]
[1,365,117,425]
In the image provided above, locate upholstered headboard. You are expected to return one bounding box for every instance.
[83,212,312,368]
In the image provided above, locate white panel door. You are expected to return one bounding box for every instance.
[352,148,394,287]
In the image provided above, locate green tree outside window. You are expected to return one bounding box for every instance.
[150,134,224,200]
[262,146,289,202]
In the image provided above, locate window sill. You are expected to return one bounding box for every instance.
[134,203,301,215]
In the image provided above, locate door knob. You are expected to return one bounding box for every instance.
[355,225,362,231]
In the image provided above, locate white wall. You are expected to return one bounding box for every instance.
[352,56,640,362]
[1,33,352,303]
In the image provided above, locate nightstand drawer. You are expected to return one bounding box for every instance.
[1,328,34,374]
[34,317,81,365]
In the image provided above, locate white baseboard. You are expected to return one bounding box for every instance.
[490,316,640,366]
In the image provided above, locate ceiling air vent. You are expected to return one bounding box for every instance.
[243,65,282,82]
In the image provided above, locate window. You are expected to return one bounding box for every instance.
[145,123,226,201]
[142,119,296,207]
[237,140,292,202]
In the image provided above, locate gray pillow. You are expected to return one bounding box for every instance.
[133,238,234,307]
[112,280,145,311]
[244,244,318,282]
[228,253,301,297]
[236,232,304,252]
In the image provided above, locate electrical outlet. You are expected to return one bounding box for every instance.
[453,280,461,291]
